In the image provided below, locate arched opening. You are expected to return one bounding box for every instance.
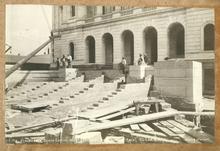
[204,24,215,51]
[203,63,215,96]
[122,30,134,65]
[69,42,74,60]
[103,33,113,65]
[168,23,185,58]
[86,36,96,63]
[144,27,158,64]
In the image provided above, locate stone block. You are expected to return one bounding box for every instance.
[129,65,149,79]
[61,120,90,143]
[74,132,102,144]
[45,129,62,144]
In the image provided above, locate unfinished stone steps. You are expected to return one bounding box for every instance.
[77,76,153,119]
[6,81,92,110]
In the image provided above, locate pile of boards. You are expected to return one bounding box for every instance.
[5,99,214,144]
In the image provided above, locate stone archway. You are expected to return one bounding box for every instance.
[69,42,74,60]
[204,24,215,51]
[122,30,134,65]
[144,26,158,64]
[168,22,185,58]
[103,33,113,65]
[86,36,96,63]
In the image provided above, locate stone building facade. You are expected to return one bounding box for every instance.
[51,6,215,101]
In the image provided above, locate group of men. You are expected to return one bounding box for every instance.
[56,54,72,69]
[56,53,151,73]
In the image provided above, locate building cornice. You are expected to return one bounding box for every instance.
[52,7,187,34]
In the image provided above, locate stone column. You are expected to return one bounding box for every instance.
[94,35,103,64]
[192,61,203,104]
[112,6,121,18]
[95,6,103,21]
[157,28,168,61]
[115,6,122,11]
[76,5,86,25]
[62,6,67,22]
[96,6,103,15]
[133,7,143,14]
[113,33,123,68]
[134,29,144,65]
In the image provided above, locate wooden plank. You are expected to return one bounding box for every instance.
[75,110,178,135]
[167,120,202,143]
[97,107,135,121]
[159,121,184,134]
[119,128,180,143]
[178,111,215,116]
[175,119,194,128]
[137,130,167,137]
[139,123,154,132]
[167,120,191,132]
[6,116,77,134]
[6,132,44,138]
[152,122,178,137]
[130,124,141,131]
[164,120,201,143]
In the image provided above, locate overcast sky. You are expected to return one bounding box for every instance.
[6,5,52,55]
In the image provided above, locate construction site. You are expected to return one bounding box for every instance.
[4,5,215,144]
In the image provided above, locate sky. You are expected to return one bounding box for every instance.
[6,5,52,55]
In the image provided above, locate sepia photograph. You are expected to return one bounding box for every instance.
[4,4,215,144]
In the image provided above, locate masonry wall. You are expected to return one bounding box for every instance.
[154,60,203,104]
[53,7,214,66]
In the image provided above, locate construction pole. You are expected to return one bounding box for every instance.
[5,38,52,78]
[5,46,12,53]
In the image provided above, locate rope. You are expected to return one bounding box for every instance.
[40,5,52,32]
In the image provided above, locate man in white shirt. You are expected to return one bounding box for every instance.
[67,54,72,68]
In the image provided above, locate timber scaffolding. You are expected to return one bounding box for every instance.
[4,37,215,144]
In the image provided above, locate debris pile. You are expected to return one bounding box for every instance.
[5,75,214,144]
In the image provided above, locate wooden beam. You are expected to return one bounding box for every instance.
[152,122,178,137]
[119,128,180,143]
[6,132,44,138]
[178,111,215,116]
[159,121,184,134]
[97,107,135,120]
[74,110,178,135]
[6,116,77,134]
[6,39,52,78]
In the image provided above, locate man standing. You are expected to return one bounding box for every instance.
[121,57,127,74]
[67,54,72,68]
[61,55,66,68]
[144,53,151,65]
[56,58,60,70]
